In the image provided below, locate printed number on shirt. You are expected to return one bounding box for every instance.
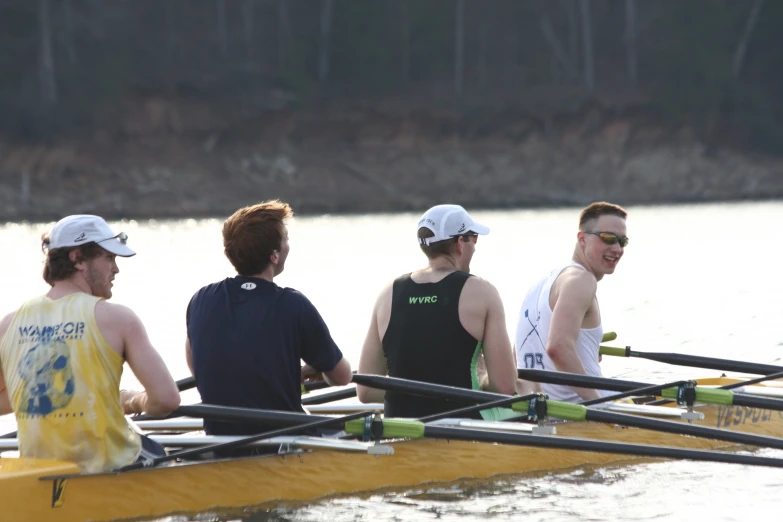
[523,353,544,369]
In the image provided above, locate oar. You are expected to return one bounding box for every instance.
[353,374,783,451]
[118,409,374,471]
[343,417,783,470]
[177,375,342,395]
[0,375,202,440]
[301,387,357,405]
[600,345,783,376]
[518,368,783,412]
[175,376,197,392]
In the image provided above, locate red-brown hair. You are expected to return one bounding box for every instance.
[222,200,293,276]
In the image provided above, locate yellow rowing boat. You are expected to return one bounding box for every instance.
[1,376,782,522]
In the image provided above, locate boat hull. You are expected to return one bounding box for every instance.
[2,392,783,521]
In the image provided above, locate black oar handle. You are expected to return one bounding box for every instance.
[586,408,783,451]
[423,426,783,470]
[518,368,647,391]
[619,349,783,376]
[119,409,373,471]
[175,376,338,394]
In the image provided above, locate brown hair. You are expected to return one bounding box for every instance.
[417,228,459,259]
[41,232,105,286]
[223,200,293,276]
[578,202,628,230]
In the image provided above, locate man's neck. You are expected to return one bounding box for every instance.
[48,279,91,299]
[571,249,602,282]
[246,267,276,282]
[428,256,460,273]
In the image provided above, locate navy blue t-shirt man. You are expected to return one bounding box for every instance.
[184,200,352,437]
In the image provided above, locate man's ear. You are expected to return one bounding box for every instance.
[68,248,84,269]
[576,230,586,248]
[269,250,279,265]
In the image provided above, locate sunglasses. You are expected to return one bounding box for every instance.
[453,233,478,243]
[99,232,129,245]
[585,231,629,248]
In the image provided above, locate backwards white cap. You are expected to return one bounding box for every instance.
[48,215,136,257]
[417,204,490,246]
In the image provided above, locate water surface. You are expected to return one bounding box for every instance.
[1,202,781,521]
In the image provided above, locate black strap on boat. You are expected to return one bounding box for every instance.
[675,381,697,408]
[526,395,548,422]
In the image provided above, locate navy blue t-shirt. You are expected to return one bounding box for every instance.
[186,276,344,435]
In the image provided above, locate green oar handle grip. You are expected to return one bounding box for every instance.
[601,332,617,342]
[661,386,735,406]
[600,346,628,357]
[345,418,426,439]
[509,400,588,422]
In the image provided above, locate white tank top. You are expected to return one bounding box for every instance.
[515,263,604,403]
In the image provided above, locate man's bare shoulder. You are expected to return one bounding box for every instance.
[556,267,597,295]
[94,300,141,326]
[463,275,501,299]
[0,309,19,338]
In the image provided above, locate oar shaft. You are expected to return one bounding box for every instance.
[586,409,783,450]
[422,426,783,469]
[601,346,783,376]
[353,374,506,402]
[175,404,332,428]
[301,387,357,405]
[519,368,783,412]
[518,369,647,391]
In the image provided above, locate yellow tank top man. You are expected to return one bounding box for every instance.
[0,215,181,472]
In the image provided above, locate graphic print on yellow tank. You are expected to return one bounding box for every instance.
[0,294,140,473]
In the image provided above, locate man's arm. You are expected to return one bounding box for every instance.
[476,280,517,395]
[320,358,352,386]
[185,337,194,375]
[298,294,353,387]
[546,270,601,401]
[0,312,15,415]
[356,286,391,403]
[107,304,181,416]
[0,363,10,416]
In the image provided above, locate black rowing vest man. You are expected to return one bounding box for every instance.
[357,204,525,419]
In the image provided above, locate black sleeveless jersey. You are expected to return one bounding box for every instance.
[382,271,483,418]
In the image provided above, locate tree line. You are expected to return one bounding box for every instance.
[1,0,780,151]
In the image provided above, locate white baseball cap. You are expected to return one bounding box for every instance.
[417,204,490,246]
[48,215,136,257]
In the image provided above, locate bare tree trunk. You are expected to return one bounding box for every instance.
[64,0,77,64]
[278,0,290,72]
[242,0,256,72]
[540,13,579,81]
[216,0,228,58]
[579,0,595,92]
[733,0,765,78]
[38,0,57,104]
[318,0,334,89]
[568,0,579,69]
[400,0,411,83]
[166,2,177,61]
[625,0,637,84]
[478,9,488,89]
[454,0,465,97]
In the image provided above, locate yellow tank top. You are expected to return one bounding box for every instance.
[0,294,141,472]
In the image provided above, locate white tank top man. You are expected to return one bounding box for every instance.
[515,202,629,402]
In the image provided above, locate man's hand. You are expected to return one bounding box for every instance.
[120,389,143,415]
[301,364,323,383]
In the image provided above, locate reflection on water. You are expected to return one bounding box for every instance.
[1,202,782,521]
[164,453,783,522]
